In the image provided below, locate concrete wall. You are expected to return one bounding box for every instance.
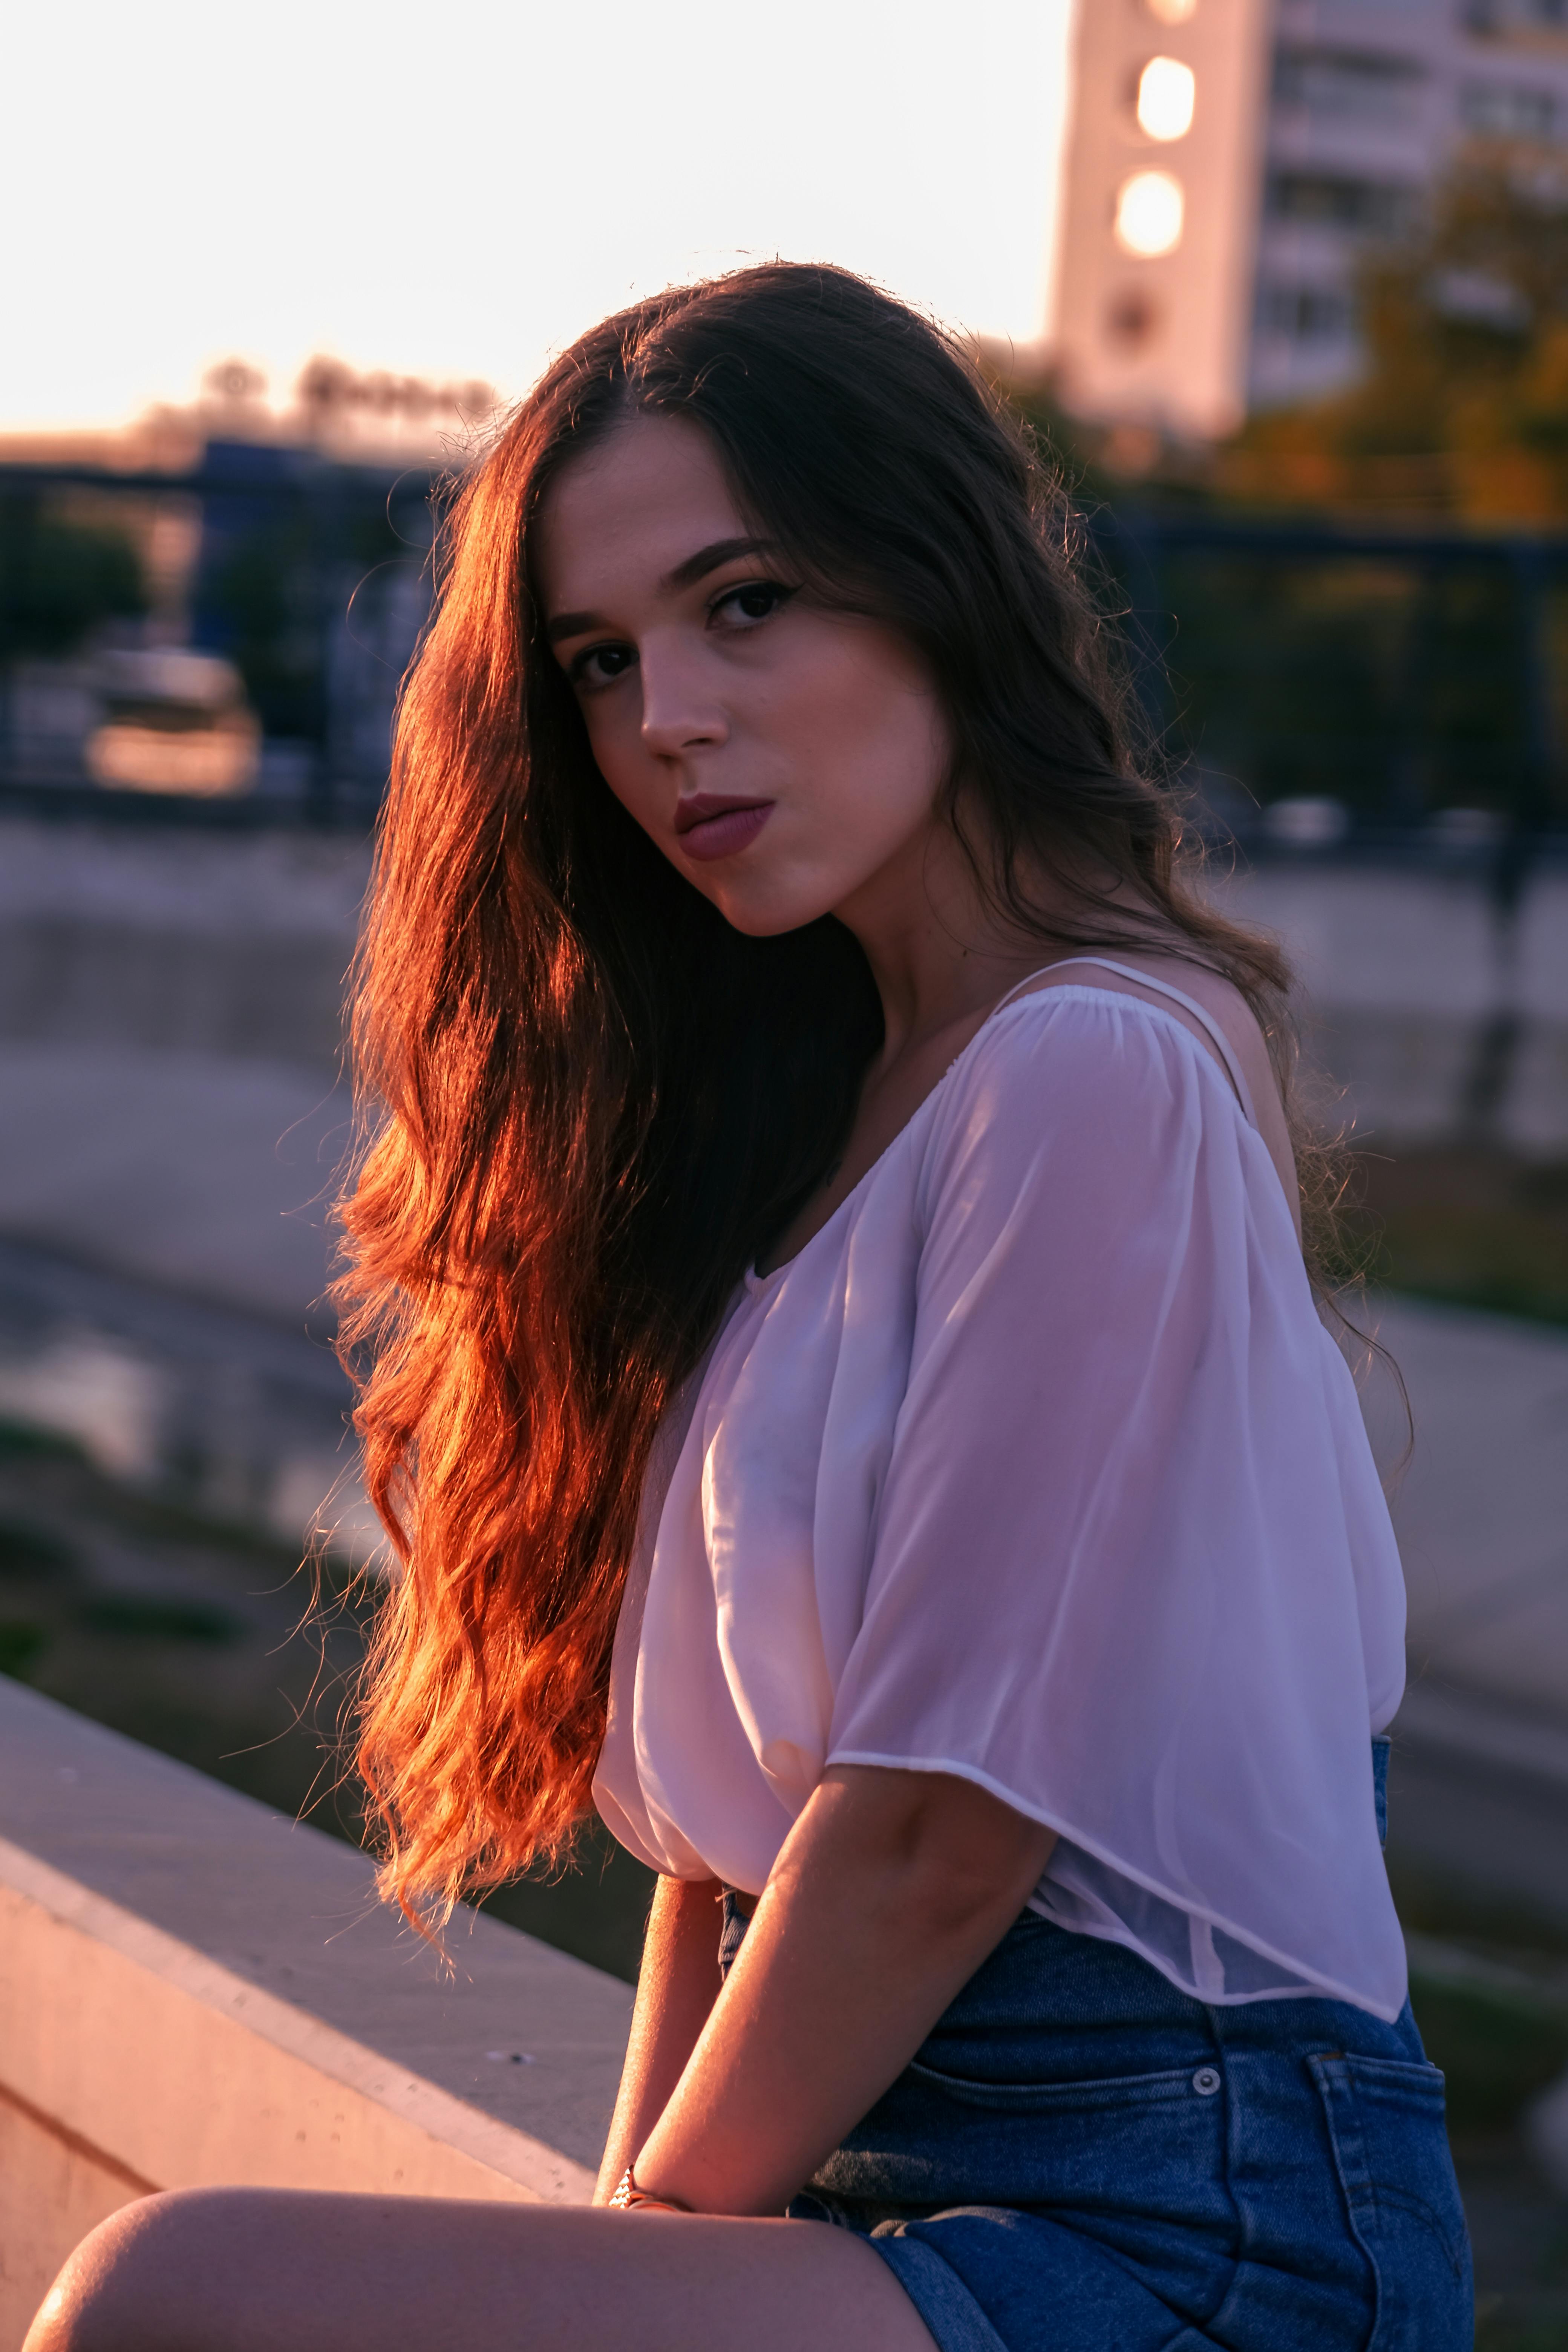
[0,821,371,1548]
[0,1679,633,2349]
[1213,859,1568,1155]
[0,819,366,1074]
[3,818,1566,1152]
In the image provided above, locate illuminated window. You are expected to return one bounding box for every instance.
[1137,55,1197,139]
[1147,0,1197,21]
[1115,170,1185,256]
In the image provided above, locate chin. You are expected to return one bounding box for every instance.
[709,897,825,940]
[701,877,839,939]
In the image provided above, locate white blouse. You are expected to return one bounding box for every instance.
[593,971,1410,2022]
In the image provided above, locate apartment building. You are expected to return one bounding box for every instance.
[1050,0,1568,439]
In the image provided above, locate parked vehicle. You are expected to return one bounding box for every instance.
[86,648,260,796]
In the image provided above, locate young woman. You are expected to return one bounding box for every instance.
[29,265,1470,2352]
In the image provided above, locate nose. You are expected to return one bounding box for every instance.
[638,635,729,761]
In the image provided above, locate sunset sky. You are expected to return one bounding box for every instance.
[6,0,1077,432]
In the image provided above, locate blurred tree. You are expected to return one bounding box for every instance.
[1222,157,1568,520]
[201,511,328,743]
[291,356,498,450]
[978,343,1217,512]
[191,464,426,747]
[0,495,146,657]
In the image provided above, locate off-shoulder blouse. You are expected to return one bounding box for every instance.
[593,970,1409,2021]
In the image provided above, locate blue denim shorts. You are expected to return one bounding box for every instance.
[719,1825,1470,2349]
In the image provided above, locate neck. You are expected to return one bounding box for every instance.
[834,816,1069,1067]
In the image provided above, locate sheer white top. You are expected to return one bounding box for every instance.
[593,964,1410,2021]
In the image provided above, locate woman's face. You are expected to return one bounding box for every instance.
[536,412,953,937]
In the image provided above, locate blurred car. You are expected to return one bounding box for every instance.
[86,648,261,796]
[1428,806,1505,850]
[1263,795,1350,850]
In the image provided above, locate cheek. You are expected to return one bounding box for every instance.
[808,665,949,838]
[580,700,654,815]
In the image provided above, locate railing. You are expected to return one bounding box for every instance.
[6,453,1568,853]
[1099,513,1568,859]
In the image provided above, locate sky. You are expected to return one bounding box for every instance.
[3,0,1078,434]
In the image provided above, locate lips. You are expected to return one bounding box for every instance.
[674,794,775,862]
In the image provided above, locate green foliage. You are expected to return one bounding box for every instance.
[0,1620,48,1680]
[0,1418,86,1463]
[205,515,325,740]
[1354,1152,1568,1328]
[1131,541,1550,822]
[0,493,146,656]
[199,496,416,743]
[1223,159,1568,521]
[1000,380,1122,510]
[992,313,1567,830]
[0,1517,76,1577]
[1410,1972,1568,2130]
[77,1594,242,1644]
[1474,2311,1568,2352]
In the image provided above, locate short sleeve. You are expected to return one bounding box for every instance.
[825,993,1408,2017]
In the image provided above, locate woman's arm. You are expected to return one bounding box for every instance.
[593,1871,726,2202]
[630,1766,1056,2216]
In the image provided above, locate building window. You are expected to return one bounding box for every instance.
[1266,172,1419,236]
[1105,289,1161,349]
[1465,0,1568,29]
[1256,283,1355,342]
[1115,170,1185,256]
[1136,55,1197,140]
[1272,46,1426,122]
[1461,81,1559,137]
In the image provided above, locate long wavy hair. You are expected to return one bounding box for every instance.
[335,262,1318,1927]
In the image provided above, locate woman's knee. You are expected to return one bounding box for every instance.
[25,2190,236,2352]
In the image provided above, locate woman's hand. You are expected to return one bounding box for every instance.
[628,1767,1056,2216]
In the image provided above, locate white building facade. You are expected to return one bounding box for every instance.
[1050,0,1568,439]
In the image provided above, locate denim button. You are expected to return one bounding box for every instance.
[1192,2066,1222,2096]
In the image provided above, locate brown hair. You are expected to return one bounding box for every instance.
[335,262,1315,1927]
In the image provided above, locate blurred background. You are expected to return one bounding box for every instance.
[3,0,1568,2338]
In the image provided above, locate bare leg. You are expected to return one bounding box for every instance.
[26,2189,941,2352]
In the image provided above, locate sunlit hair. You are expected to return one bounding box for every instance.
[335,261,1320,1928]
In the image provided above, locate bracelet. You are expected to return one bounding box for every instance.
[607,2162,690,2213]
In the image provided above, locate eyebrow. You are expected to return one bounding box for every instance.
[544,536,779,645]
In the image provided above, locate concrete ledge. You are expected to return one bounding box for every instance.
[1,1839,596,2203]
[0,1681,634,2346]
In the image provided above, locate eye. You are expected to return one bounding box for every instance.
[569,640,637,692]
[712,580,795,629]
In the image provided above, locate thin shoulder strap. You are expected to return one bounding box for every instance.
[992,957,1261,1131]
